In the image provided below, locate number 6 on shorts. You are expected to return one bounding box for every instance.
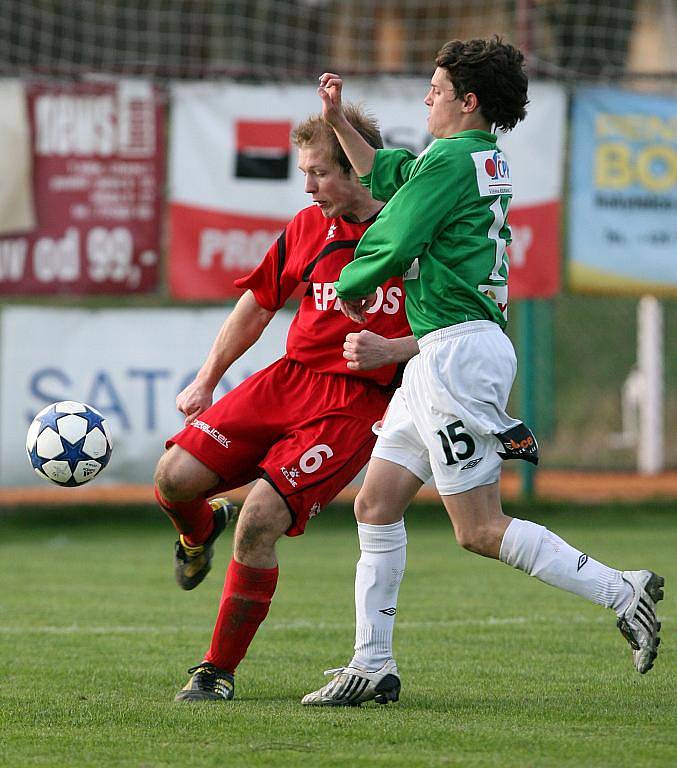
[299,444,334,474]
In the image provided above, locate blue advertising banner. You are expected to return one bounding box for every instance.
[569,87,677,295]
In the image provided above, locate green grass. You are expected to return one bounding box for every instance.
[1,501,675,767]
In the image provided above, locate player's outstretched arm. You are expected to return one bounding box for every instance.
[318,72,376,177]
[343,330,419,371]
[176,290,275,425]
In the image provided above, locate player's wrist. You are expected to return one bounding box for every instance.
[329,112,354,137]
[194,369,221,391]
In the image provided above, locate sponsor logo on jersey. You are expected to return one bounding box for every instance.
[281,465,300,487]
[312,282,402,314]
[190,419,231,448]
[461,457,484,470]
[478,284,508,320]
[326,223,336,240]
[472,149,513,197]
[496,423,539,465]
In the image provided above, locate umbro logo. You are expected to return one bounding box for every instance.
[379,607,397,616]
[461,457,483,470]
[577,554,588,571]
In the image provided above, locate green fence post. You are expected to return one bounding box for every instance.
[519,299,537,498]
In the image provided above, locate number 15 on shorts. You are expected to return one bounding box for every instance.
[436,420,476,465]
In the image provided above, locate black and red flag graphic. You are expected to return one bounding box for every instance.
[235,120,292,180]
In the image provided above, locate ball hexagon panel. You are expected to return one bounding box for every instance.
[57,414,89,445]
[36,427,64,460]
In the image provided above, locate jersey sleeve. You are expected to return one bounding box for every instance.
[337,145,460,299]
[360,148,419,202]
[233,225,300,311]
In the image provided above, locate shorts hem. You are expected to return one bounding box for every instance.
[435,470,501,496]
[371,446,432,485]
[260,472,300,537]
[166,436,226,482]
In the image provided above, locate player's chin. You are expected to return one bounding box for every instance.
[316,202,335,218]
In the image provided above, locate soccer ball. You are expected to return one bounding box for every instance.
[26,401,113,486]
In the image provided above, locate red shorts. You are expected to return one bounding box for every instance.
[168,357,391,536]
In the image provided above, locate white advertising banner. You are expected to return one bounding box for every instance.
[169,79,566,300]
[0,307,292,486]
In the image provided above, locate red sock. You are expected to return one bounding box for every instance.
[205,559,279,674]
[154,485,214,545]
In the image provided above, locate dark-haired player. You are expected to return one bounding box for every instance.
[154,106,416,702]
[303,37,664,706]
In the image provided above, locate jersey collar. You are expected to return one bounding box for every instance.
[445,129,497,142]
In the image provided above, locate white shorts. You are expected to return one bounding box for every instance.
[372,321,521,495]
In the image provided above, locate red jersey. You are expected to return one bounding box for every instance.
[234,204,411,387]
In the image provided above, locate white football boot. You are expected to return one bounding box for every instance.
[616,570,664,674]
[301,659,401,706]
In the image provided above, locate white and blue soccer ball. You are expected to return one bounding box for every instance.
[26,401,113,486]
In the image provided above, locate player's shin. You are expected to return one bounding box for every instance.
[205,559,279,673]
[154,485,214,545]
[499,518,631,612]
[351,520,407,671]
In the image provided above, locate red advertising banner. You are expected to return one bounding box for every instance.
[169,81,565,302]
[508,201,560,299]
[0,81,164,295]
[169,199,561,302]
[169,204,286,300]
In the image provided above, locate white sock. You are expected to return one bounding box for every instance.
[350,520,407,672]
[499,518,632,615]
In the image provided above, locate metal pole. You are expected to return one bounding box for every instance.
[637,296,664,475]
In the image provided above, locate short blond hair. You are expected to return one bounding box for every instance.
[292,103,383,174]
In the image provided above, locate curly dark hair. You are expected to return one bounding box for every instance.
[435,37,529,132]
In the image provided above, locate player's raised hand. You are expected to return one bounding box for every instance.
[318,72,344,126]
[176,380,214,426]
[344,330,392,371]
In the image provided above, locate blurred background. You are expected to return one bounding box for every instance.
[0,0,676,490]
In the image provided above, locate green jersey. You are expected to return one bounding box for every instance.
[335,130,512,338]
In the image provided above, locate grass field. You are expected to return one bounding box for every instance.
[1,500,675,768]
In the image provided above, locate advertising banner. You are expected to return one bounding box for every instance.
[0,81,165,295]
[569,87,677,295]
[169,79,565,301]
[0,307,292,486]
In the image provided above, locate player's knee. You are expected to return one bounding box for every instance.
[354,489,389,524]
[154,453,192,502]
[454,522,495,556]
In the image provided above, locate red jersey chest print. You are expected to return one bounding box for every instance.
[234,205,410,386]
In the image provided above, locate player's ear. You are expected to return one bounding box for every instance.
[462,92,480,113]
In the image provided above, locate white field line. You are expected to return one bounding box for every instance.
[0,614,625,635]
